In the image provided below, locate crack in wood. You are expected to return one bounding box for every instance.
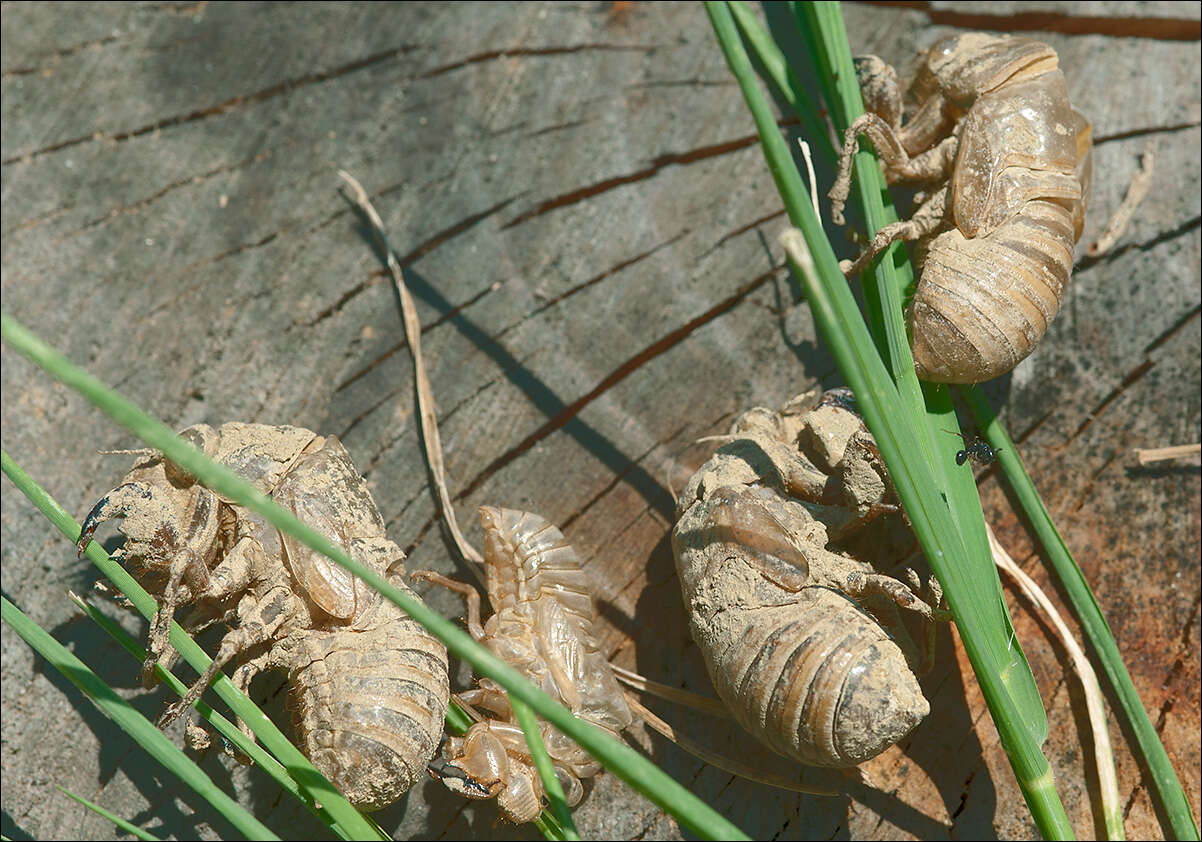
[867,1,1202,40]
[1076,215,1201,273]
[334,276,503,394]
[560,435,672,533]
[311,194,519,329]
[624,78,737,90]
[418,43,659,81]
[137,230,280,323]
[500,132,774,230]
[1068,447,1123,515]
[705,210,788,257]
[1143,301,1201,356]
[492,228,691,344]
[1063,304,1199,447]
[1,202,76,236]
[525,117,592,138]
[70,148,278,234]
[1094,122,1201,145]
[0,34,122,78]
[1,43,422,166]
[949,766,977,821]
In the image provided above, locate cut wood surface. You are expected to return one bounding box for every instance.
[2,2,1198,839]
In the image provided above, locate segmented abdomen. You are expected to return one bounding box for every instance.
[673,484,928,767]
[910,199,1077,383]
[477,506,634,740]
[480,507,596,641]
[288,602,450,811]
[697,587,927,766]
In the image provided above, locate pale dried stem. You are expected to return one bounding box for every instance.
[986,523,1124,840]
[1088,140,1156,257]
[609,662,731,718]
[797,139,820,219]
[1133,443,1201,464]
[337,170,485,572]
[622,692,839,797]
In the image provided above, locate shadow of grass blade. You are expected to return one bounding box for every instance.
[0,449,381,842]
[1,311,749,841]
[1,596,278,841]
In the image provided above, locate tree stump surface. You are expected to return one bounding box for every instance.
[2,3,1198,840]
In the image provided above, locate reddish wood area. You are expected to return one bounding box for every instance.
[3,2,1198,839]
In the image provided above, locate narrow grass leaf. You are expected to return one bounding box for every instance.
[794,0,1048,745]
[727,1,835,163]
[513,698,581,840]
[707,4,1072,836]
[1,596,278,841]
[56,787,161,842]
[66,591,356,840]
[965,387,1200,840]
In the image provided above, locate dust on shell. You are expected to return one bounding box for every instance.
[672,392,936,767]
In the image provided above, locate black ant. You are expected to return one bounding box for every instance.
[945,429,1001,466]
[817,386,858,412]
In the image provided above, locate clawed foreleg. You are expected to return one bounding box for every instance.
[829,113,957,225]
[838,186,949,278]
[158,586,292,727]
[411,570,486,640]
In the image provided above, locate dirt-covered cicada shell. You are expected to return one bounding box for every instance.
[672,392,944,767]
[830,33,1093,383]
[415,506,632,824]
[77,423,450,811]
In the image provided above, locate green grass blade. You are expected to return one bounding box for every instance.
[1,596,279,841]
[794,0,1049,748]
[964,387,1201,840]
[445,701,475,735]
[65,591,356,840]
[794,5,1193,837]
[790,1,915,369]
[1,310,749,841]
[512,698,580,840]
[707,3,1072,836]
[0,448,385,842]
[534,811,567,841]
[727,1,835,164]
[56,787,161,842]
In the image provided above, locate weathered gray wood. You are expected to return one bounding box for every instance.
[3,3,1198,840]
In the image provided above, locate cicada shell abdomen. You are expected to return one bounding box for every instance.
[477,506,633,737]
[287,591,450,812]
[835,33,1093,383]
[479,506,597,644]
[673,485,928,767]
[909,198,1079,382]
[79,422,452,812]
[907,39,1091,383]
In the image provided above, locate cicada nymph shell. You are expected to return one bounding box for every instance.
[832,33,1093,383]
[418,507,632,823]
[672,392,943,767]
[78,423,450,811]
